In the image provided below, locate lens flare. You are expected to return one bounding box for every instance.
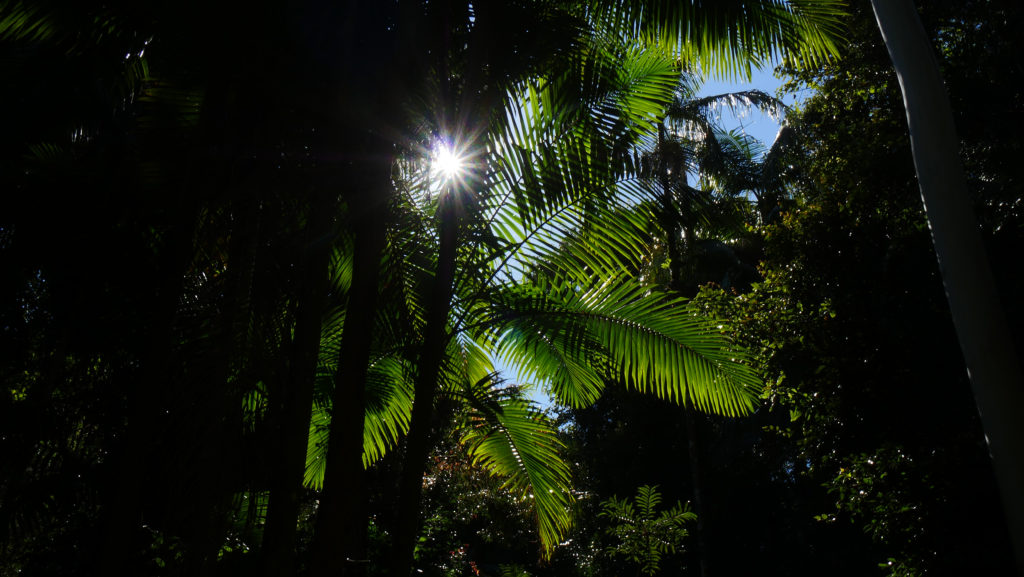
[432,141,465,181]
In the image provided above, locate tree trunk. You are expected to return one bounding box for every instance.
[261,193,334,577]
[309,165,391,577]
[389,191,460,577]
[303,0,406,572]
[870,1,1024,573]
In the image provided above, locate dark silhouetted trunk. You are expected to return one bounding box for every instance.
[305,0,404,573]
[262,193,334,577]
[309,158,391,577]
[388,192,460,577]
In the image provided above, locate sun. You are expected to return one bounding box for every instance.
[431,140,466,182]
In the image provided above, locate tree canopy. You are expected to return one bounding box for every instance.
[3,1,1021,577]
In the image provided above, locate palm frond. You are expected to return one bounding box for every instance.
[489,276,761,416]
[304,403,330,490]
[440,333,495,395]
[477,44,679,289]
[484,35,678,234]
[669,89,788,140]
[587,0,846,80]
[304,355,416,489]
[362,355,416,467]
[457,375,574,557]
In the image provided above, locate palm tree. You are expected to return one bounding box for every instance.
[307,42,766,575]
[304,5,845,576]
[869,1,1024,571]
[301,2,845,576]
[650,87,788,295]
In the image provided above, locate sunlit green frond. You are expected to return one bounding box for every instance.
[378,187,435,341]
[304,403,330,490]
[488,277,761,415]
[485,181,659,290]
[468,36,684,296]
[308,295,416,483]
[316,304,347,373]
[306,297,347,490]
[587,0,846,80]
[458,376,573,557]
[440,333,495,395]
[497,311,608,407]
[485,38,679,235]
[362,356,415,467]
[326,236,354,297]
[303,354,416,488]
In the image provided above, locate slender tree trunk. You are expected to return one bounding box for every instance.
[262,192,334,577]
[309,159,391,577]
[389,192,460,577]
[181,193,260,576]
[870,2,1024,573]
[301,0,408,571]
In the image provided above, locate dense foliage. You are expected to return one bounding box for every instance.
[554,2,1022,577]
[2,1,1020,576]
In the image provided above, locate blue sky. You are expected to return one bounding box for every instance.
[695,65,800,149]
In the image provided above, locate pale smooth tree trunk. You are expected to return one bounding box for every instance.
[870,1,1024,573]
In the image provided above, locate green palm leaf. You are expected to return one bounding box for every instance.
[489,276,760,415]
[0,1,57,42]
[587,0,846,80]
[304,353,417,489]
[477,44,678,289]
[457,374,573,557]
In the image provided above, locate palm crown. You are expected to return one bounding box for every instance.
[298,1,840,559]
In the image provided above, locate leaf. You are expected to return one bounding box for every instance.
[457,374,574,557]
[488,276,761,416]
